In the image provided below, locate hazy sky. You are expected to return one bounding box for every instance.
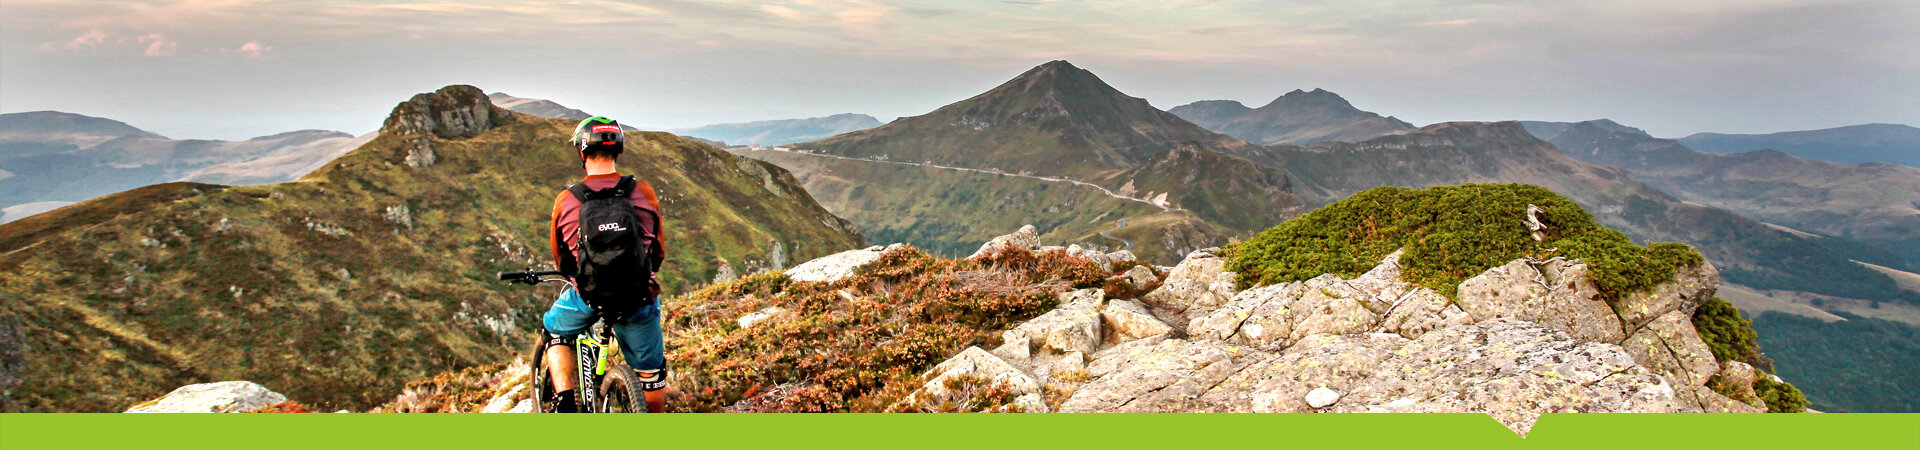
[3,0,1915,140]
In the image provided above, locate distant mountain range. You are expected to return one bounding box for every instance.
[674,113,883,146]
[1535,120,1920,268]
[1168,88,1415,145]
[1679,124,1920,167]
[0,111,357,221]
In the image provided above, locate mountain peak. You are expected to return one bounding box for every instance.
[1171,88,1414,146]
[1004,59,1103,92]
[1262,87,1355,111]
[802,60,1255,176]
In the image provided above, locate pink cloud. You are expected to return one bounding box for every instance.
[62,30,107,50]
[236,41,271,58]
[139,33,178,57]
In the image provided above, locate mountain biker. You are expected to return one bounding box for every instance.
[542,116,668,413]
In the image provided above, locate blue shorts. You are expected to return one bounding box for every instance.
[542,288,664,372]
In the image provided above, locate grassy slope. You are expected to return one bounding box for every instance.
[738,149,1226,263]
[0,105,862,412]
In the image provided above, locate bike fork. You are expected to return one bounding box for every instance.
[576,333,599,413]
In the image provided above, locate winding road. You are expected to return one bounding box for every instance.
[743,147,1174,212]
[1099,218,1135,252]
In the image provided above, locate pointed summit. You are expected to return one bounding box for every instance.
[1260,88,1356,111]
[1170,88,1415,145]
[799,60,1257,177]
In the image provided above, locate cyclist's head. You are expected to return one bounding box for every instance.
[570,116,626,160]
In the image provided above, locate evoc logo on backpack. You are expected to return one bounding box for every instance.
[567,175,657,322]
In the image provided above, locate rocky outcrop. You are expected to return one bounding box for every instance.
[784,244,901,283]
[126,381,288,413]
[893,347,1048,413]
[968,225,1042,258]
[1456,258,1625,343]
[906,245,1760,434]
[1139,247,1238,325]
[381,85,508,139]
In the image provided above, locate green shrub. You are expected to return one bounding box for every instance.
[1224,184,1702,300]
[1692,297,1774,372]
[1754,375,1808,413]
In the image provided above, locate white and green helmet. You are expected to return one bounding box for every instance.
[570,116,627,153]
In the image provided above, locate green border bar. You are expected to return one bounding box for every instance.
[2,413,1915,449]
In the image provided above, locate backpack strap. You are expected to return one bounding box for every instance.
[614,175,636,198]
[566,182,594,203]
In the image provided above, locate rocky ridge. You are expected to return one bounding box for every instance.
[899,233,1769,434]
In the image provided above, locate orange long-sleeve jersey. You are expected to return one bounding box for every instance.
[550,172,666,297]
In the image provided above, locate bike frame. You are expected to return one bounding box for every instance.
[503,270,625,413]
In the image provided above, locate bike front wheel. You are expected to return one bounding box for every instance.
[598,363,644,413]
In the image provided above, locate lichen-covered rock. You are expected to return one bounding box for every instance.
[1376,287,1471,339]
[1619,310,1721,390]
[1611,261,1720,332]
[1064,244,1114,271]
[1197,333,1406,413]
[1100,299,1172,344]
[1058,339,1254,412]
[1003,289,1103,354]
[1107,250,1137,267]
[126,381,288,413]
[1140,248,1238,322]
[1340,250,1413,313]
[1718,361,1764,409]
[1187,275,1376,351]
[1456,259,1625,343]
[1122,265,1156,285]
[968,225,1042,259]
[915,249,1760,432]
[785,244,897,283]
[897,347,1047,413]
[1325,319,1686,435]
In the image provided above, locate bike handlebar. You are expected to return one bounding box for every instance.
[497,270,564,283]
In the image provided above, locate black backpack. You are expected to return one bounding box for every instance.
[568,175,657,322]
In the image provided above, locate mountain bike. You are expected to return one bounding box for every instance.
[498,269,644,413]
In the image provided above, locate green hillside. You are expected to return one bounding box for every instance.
[737,148,1236,262]
[0,85,863,412]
